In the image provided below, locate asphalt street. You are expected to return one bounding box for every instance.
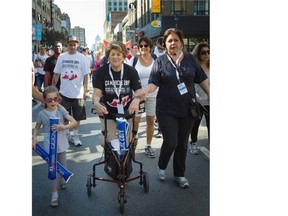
[32,90,209,216]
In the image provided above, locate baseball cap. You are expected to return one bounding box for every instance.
[67,35,79,43]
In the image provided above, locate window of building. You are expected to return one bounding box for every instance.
[108,2,112,6]
[170,0,187,15]
[113,2,117,6]
[194,0,209,15]
[114,7,117,11]
[119,7,123,11]
[119,2,122,6]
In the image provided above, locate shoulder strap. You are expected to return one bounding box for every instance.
[132,56,138,67]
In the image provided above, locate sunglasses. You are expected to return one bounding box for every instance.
[45,97,61,103]
[139,44,149,48]
[200,50,210,55]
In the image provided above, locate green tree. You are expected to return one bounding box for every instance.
[41,30,67,47]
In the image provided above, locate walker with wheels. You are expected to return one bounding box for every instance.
[86,113,149,214]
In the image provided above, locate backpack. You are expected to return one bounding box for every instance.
[132,54,157,67]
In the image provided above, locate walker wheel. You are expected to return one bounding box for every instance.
[143,172,149,193]
[119,195,125,214]
[86,174,92,196]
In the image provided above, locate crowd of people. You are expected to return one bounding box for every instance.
[32,28,210,207]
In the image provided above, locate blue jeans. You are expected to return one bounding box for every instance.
[36,73,45,91]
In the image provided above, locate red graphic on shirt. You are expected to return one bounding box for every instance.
[121,95,131,107]
[107,98,119,107]
[62,71,78,80]
[107,95,131,108]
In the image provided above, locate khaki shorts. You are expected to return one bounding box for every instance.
[136,97,156,117]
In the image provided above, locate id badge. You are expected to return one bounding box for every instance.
[177,83,188,95]
[117,104,124,114]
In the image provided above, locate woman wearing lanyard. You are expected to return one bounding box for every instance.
[136,28,209,188]
[92,41,142,143]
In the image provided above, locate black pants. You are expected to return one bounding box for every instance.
[157,115,194,177]
[190,105,210,143]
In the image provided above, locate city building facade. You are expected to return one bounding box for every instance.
[112,0,210,51]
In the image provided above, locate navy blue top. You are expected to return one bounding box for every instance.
[149,53,207,118]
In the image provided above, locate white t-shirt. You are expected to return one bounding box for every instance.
[54,52,90,98]
[35,53,48,75]
[127,56,158,98]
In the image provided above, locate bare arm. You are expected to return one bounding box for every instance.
[83,74,90,99]
[52,73,60,86]
[52,114,77,131]
[199,79,210,103]
[134,83,158,100]
[93,88,108,116]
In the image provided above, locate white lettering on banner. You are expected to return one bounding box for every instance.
[50,129,57,150]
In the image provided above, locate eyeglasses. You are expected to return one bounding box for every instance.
[200,50,210,55]
[45,97,60,103]
[139,44,149,48]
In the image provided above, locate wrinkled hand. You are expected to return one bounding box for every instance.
[134,88,148,101]
[128,98,140,115]
[94,102,108,116]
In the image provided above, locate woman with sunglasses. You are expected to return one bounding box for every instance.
[189,43,210,155]
[127,36,158,158]
[32,86,77,207]
[135,28,209,188]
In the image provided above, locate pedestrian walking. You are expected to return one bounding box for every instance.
[127,36,158,158]
[189,42,210,154]
[32,86,77,207]
[135,28,210,188]
[34,45,49,92]
[52,35,90,146]
[92,41,142,144]
[44,41,63,89]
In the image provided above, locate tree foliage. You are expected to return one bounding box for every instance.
[41,30,67,47]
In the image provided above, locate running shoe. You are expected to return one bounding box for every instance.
[71,134,82,146]
[174,176,189,188]
[145,146,156,158]
[157,167,166,181]
[189,142,200,155]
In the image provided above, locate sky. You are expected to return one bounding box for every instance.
[54,0,105,48]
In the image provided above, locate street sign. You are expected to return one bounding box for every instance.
[151,20,161,28]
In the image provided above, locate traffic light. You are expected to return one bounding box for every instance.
[135,32,139,41]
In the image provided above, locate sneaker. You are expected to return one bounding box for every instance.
[72,135,82,146]
[189,142,200,155]
[155,131,162,138]
[174,176,189,188]
[145,146,156,158]
[157,167,166,181]
[50,198,58,207]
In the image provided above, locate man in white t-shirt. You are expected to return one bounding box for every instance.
[52,35,90,146]
[34,45,49,91]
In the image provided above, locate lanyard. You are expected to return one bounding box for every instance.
[167,51,183,82]
[108,63,124,100]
